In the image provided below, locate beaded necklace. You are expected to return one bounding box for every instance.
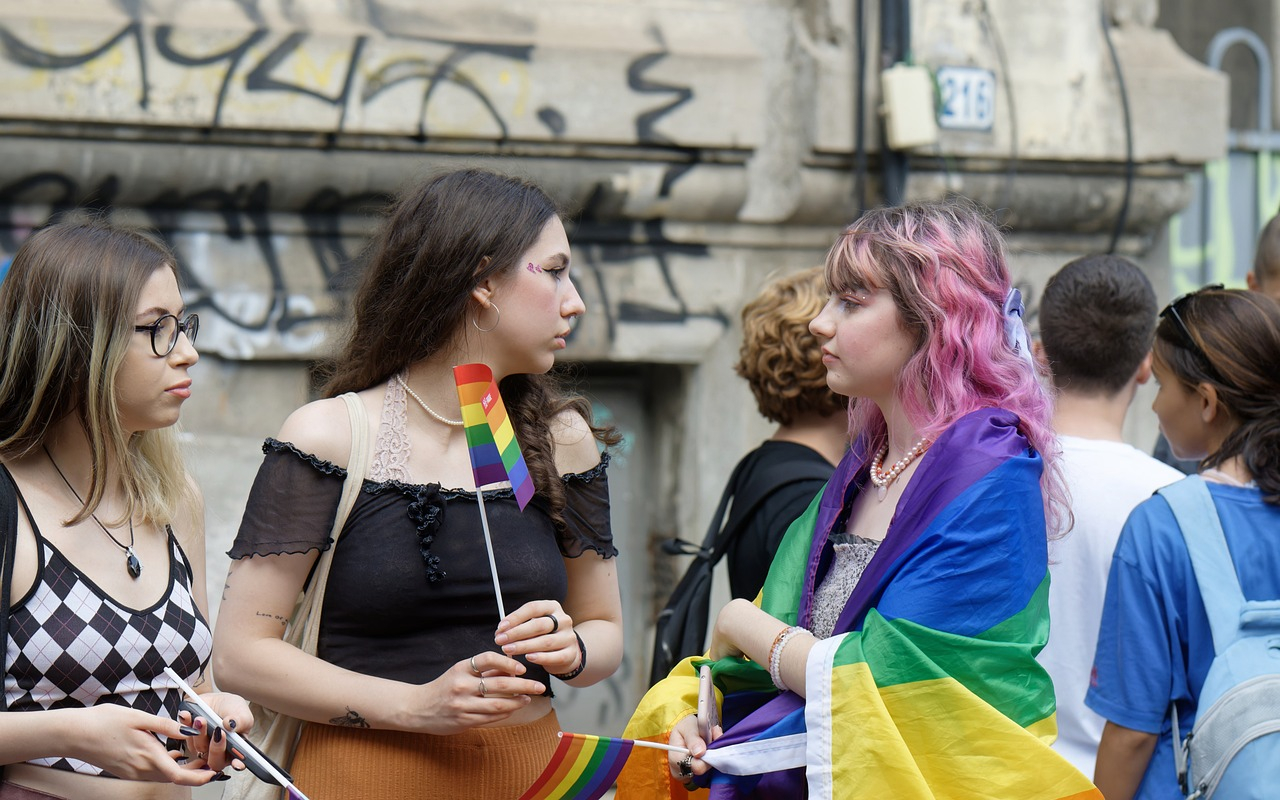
[868,437,930,501]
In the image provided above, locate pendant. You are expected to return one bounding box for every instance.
[876,485,887,502]
[125,547,142,579]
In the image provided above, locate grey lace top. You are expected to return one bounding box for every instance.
[809,533,881,640]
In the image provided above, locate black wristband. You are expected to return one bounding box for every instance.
[551,631,586,681]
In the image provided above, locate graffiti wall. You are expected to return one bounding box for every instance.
[0,9,762,147]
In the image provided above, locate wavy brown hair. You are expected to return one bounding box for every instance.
[735,266,846,425]
[0,217,191,526]
[1153,287,1280,504]
[319,168,616,524]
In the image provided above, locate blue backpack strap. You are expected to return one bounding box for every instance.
[1157,475,1242,655]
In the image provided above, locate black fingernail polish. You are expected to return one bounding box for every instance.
[227,719,237,730]
[214,773,231,781]
[179,725,200,737]
[213,728,223,743]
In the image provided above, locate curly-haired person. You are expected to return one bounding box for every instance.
[724,267,848,601]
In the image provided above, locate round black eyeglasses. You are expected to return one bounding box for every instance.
[134,313,199,357]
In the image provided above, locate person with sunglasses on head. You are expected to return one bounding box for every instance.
[0,217,252,799]
[1087,286,1280,799]
[213,168,623,800]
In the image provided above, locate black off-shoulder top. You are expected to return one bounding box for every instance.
[228,440,614,693]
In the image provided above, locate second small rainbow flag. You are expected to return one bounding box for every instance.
[519,732,636,800]
[453,362,535,510]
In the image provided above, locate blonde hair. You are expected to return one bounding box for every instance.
[0,217,192,527]
[735,266,846,426]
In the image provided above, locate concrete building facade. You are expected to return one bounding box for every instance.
[0,0,1241,740]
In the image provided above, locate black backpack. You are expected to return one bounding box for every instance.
[648,456,831,685]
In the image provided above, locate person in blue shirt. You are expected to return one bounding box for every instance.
[1087,287,1280,799]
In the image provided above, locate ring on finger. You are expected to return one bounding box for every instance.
[543,613,559,634]
[478,679,487,697]
[678,754,693,778]
[469,655,481,675]
[196,751,207,760]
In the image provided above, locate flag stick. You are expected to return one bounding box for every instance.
[556,731,691,755]
[162,667,312,800]
[628,739,693,755]
[475,487,507,619]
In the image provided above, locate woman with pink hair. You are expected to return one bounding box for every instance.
[619,200,1097,799]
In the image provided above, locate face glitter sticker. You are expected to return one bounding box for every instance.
[526,262,543,274]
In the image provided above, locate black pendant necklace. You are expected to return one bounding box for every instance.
[44,446,142,579]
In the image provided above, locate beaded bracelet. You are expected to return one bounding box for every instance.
[768,626,810,692]
[551,631,587,681]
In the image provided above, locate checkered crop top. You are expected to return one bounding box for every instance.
[3,487,213,777]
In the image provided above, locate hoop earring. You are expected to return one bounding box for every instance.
[472,303,500,333]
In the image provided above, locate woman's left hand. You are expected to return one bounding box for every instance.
[708,598,762,662]
[669,713,719,790]
[494,601,581,676]
[177,692,255,775]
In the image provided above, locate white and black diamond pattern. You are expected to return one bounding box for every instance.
[4,530,213,776]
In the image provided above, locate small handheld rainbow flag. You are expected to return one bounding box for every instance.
[453,362,535,510]
[519,732,643,800]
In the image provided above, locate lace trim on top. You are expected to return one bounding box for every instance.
[436,453,611,500]
[810,534,881,640]
[370,373,611,495]
[260,439,610,495]
[263,438,343,475]
[371,375,411,483]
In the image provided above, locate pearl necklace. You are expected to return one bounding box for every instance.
[395,375,463,427]
[868,437,930,501]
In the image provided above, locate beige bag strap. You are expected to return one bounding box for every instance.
[289,392,371,655]
[225,393,373,800]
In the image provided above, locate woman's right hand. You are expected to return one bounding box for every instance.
[668,713,720,788]
[69,704,221,786]
[409,651,547,735]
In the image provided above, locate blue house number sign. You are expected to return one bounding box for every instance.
[936,66,996,132]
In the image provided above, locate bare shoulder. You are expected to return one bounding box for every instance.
[276,395,360,469]
[169,472,206,560]
[551,408,602,475]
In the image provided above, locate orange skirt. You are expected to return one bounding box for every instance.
[0,784,66,800]
[289,710,560,800]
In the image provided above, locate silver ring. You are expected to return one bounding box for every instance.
[678,754,693,778]
[469,655,481,675]
[543,613,559,634]
[478,679,487,697]
[196,751,207,760]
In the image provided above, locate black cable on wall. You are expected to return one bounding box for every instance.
[1100,4,1135,253]
[853,0,868,217]
[880,0,910,206]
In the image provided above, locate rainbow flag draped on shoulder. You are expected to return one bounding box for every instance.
[619,408,1100,800]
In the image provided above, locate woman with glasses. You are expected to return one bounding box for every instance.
[1088,287,1280,800]
[0,218,251,799]
[213,168,623,800]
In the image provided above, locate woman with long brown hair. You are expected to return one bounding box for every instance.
[214,168,623,799]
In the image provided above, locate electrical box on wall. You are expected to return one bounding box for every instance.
[881,63,939,150]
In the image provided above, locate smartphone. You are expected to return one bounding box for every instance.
[696,665,720,743]
[178,700,293,786]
